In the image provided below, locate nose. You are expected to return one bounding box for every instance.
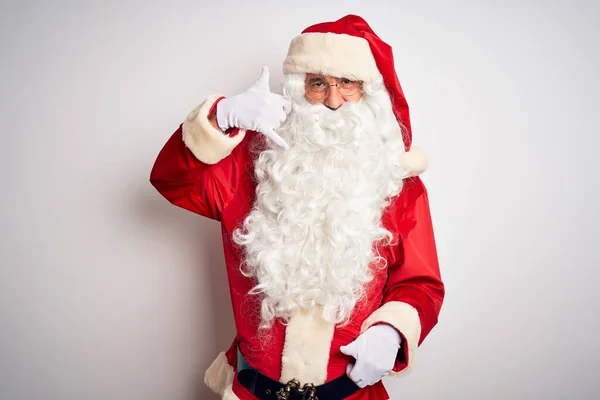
[323,85,344,110]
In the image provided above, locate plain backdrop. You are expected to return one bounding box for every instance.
[1,1,599,399]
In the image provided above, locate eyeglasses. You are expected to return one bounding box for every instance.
[305,75,363,100]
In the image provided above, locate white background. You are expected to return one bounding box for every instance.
[1,1,599,399]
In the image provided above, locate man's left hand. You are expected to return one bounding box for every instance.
[340,324,402,388]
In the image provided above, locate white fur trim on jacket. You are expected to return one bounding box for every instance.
[204,351,235,397]
[182,95,247,165]
[222,384,240,400]
[361,301,422,377]
[280,306,335,385]
[402,146,429,178]
[283,32,381,82]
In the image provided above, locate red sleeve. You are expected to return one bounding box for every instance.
[149,124,245,221]
[361,176,445,374]
[384,177,445,343]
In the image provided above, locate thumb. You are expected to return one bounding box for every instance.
[340,341,359,358]
[252,66,271,91]
[346,363,354,376]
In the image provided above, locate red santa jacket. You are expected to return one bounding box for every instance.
[149,96,445,400]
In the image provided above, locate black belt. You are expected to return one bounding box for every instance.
[237,366,360,400]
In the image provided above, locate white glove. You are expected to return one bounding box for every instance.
[340,324,402,388]
[216,66,292,150]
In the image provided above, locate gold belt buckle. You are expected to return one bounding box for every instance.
[276,378,318,400]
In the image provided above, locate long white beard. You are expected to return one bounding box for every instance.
[233,85,406,328]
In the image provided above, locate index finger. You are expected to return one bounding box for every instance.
[263,129,290,150]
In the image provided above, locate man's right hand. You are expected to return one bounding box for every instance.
[215,66,292,150]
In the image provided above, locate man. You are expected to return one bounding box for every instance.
[150,14,444,400]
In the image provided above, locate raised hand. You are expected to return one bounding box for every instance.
[216,66,292,149]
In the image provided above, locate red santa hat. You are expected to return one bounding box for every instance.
[283,14,428,177]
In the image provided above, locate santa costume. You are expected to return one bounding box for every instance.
[150,14,444,400]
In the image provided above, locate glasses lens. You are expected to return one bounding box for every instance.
[338,79,361,96]
[307,78,327,93]
[305,76,363,99]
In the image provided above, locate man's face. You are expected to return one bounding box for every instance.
[304,73,363,110]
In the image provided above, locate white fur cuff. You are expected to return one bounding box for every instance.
[204,351,235,396]
[182,95,247,165]
[222,384,240,400]
[402,146,429,178]
[361,301,422,377]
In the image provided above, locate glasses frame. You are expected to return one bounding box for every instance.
[304,75,363,100]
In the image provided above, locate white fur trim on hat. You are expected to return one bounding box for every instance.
[204,351,235,396]
[283,32,381,82]
[402,146,429,178]
[182,95,247,165]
